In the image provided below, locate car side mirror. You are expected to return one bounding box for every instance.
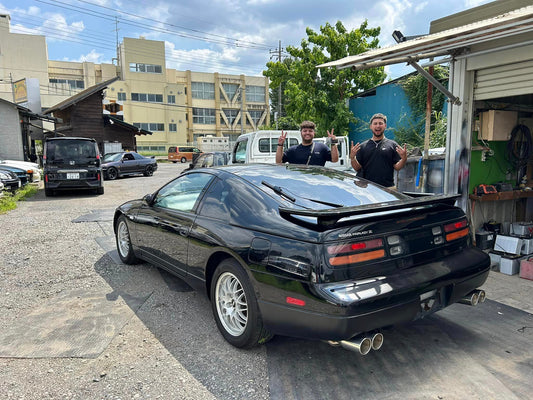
[143,193,155,205]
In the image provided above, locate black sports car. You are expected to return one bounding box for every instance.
[114,164,490,352]
[102,151,158,180]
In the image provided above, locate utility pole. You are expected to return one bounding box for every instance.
[269,41,285,123]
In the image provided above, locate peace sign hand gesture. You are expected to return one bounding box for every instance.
[278,130,287,146]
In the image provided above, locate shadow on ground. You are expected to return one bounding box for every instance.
[92,248,533,400]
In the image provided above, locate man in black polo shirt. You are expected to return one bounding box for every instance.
[276,121,339,166]
[350,113,407,188]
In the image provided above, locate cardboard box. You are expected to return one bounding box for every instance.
[494,235,523,255]
[500,254,522,275]
[480,110,517,141]
[520,258,533,280]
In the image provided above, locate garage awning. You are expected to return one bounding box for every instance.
[317,5,533,71]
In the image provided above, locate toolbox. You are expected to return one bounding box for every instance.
[494,235,523,255]
[521,238,533,255]
[500,254,523,275]
[511,222,533,237]
[475,230,495,250]
[519,257,533,280]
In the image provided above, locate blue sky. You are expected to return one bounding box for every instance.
[1,0,494,80]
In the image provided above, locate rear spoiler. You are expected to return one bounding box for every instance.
[279,194,460,227]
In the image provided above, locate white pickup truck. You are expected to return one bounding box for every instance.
[231,130,352,170]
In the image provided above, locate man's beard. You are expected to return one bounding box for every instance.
[302,137,313,145]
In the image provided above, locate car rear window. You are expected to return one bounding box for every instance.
[46,139,97,163]
[237,166,404,208]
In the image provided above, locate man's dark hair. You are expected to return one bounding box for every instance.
[300,121,316,130]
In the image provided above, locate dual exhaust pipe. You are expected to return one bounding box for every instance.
[328,332,384,355]
[329,288,485,354]
[459,289,486,306]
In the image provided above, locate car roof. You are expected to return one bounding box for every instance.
[46,136,97,142]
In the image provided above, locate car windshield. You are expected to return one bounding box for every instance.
[235,165,404,209]
[103,153,124,162]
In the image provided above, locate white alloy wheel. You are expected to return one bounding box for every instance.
[215,271,248,336]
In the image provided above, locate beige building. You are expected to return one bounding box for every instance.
[0,14,270,152]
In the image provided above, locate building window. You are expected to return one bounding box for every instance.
[117,92,126,101]
[249,110,263,124]
[49,79,85,89]
[169,123,177,132]
[222,83,239,100]
[223,109,239,125]
[246,85,265,102]
[193,108,216,124]
[168,95,176,104]
[133,122,164,131]
[129,63,162,73]
[192,82,215,99]
[131,93,163,103]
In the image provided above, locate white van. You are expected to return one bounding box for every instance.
[231,130,352,170]
[232,130,301,164]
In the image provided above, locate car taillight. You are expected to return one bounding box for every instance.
[444,218,469,242]
[328,238,385,266]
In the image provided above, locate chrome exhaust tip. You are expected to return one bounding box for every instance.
[340,337,372,355]
[477,289,486,303]
[368,332,384,351]
[459,290,480,306]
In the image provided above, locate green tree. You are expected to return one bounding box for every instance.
[395,66,449,148]
[263,21,386,136]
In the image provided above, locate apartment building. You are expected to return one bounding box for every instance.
[0,14,270,152]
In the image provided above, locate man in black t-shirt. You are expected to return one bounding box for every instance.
[276,121,339,166]
[350,113,407,188]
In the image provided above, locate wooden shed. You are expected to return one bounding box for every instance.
[44,77,151,154]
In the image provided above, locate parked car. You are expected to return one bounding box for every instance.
[0,165,29,186]
[231,130,352,170]
[0,159,41,182]
[0,169,22,191]
[43,136,104,196]
[102,151,158,180]
[168,146,202,163]
[184,151,231,171]
[114,164,490,352]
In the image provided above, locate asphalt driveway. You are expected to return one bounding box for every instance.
[0,163,531,400]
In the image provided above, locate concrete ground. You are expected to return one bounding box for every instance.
[480,266,533,313]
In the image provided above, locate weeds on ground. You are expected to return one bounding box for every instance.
[0,184,39,214]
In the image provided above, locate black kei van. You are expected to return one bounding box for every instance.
[43,137,104,196]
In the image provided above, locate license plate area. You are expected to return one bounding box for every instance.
[66,173,80,179]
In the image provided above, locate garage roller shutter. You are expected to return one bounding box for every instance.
[474,60,533,100]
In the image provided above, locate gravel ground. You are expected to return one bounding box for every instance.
[2,163,532,400]
[0,163,269,400]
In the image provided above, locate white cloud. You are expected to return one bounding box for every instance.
[63,49,105,63]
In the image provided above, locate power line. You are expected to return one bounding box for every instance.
[8,14,269,75]
[35,0,275,50]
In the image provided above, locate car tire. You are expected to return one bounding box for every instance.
[106,167,118,180]
[172,161,178,163]
[180,157,187,163]
[143,165,154,176]
[44,188,54,197]
[97,186,104,195]
[211,259,273,348]
[115,214,140,264]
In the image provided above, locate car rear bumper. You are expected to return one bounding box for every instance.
[257,248,490,341]
[45,178,102,190]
